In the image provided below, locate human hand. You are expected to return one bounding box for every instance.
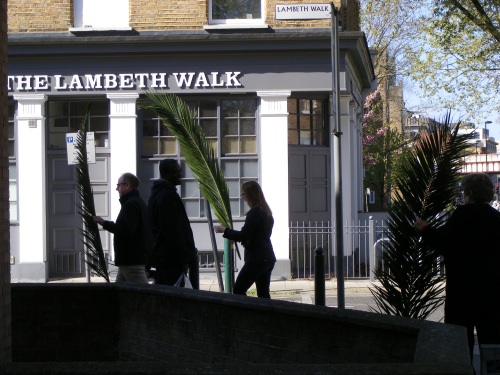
[93,216,104,225]
[213,225,225,233]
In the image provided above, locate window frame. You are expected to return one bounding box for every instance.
[8,99,19,224]
[208,0,265,25]
[139,95,259,219]
[287,96,330,147]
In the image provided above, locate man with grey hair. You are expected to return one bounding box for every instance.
[94,172,150,283]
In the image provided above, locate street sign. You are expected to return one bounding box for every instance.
[66,132,96,165]
[275,4,331,20]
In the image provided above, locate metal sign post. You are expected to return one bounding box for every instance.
[330,3,345,309]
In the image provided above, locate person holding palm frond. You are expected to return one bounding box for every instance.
[415,173,500,363]
[148,159,198,288]
[214,181,276,298]
[94,173,150,283]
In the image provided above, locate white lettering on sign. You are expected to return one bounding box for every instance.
[7,72,243,93]
[275,3,331,19]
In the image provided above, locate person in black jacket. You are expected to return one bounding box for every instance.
[214,181,276,298]
[148,159,198,287]
[94,172,150,283]
[415,173,500,362]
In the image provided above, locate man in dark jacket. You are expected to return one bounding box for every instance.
[94,173,150,283]
[148,159,198,287]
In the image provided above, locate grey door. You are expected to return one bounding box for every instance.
[46,154,111,278]
[288,147,330,222]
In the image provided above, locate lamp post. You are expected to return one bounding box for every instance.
[485,120,492,172]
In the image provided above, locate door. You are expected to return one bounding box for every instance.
[289,147,330,222]
[46,154,111,278]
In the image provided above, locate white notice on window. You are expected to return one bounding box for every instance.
[66,132,96,165]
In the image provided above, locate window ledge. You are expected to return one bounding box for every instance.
[203,24,269,31]
[70,26,133,33]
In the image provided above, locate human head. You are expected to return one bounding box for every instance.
[241,180,272,216]
[116,172,139,197]
[461,173,494,204]
[159,159,182,186]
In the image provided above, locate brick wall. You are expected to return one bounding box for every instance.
[0,0,11,363]
[7,0,72,33]
[7,0,360,33]
[10,283,472,375]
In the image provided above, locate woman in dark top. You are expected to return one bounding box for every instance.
[415,173,500,362]
[214,181,276,298]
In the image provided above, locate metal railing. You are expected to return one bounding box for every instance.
[289,218,420,280]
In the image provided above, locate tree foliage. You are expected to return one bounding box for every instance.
[409,0,500,117]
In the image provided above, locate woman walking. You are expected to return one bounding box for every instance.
[214,181,276,298]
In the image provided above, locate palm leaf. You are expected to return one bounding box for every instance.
[369,113,473,318]
[141,92,233,229]
[74,105,110,282]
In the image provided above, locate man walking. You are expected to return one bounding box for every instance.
[148,159,198,287]
[94,173,150,283]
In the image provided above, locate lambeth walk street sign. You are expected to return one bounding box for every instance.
[275,4,331,20]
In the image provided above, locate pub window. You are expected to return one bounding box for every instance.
[209,0,264,24]
[140,97,259,219]
[288,98,329,146]
[47,100,109,150]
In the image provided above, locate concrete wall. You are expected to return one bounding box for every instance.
[6,283,473,374]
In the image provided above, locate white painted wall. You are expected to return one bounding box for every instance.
[257,91,291,264]
[14,94,47,264]
[107,93,139,251]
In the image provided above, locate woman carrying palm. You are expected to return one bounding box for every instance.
[214,181,276,298]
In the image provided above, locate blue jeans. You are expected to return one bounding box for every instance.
[233,261,275,298]
[115,265,148,283]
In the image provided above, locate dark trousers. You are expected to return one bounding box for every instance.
[155,255,199,289]
[233,261,275,298]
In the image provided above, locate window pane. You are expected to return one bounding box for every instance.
[240,100,257,117]
[299,115,311,129]
[222,100,239,117]
[10,202,18,222]
[223,137,239,154]
[142,138,157,156]
[212,0,261,19]
[223,119,239,135]
[143,120,158,137]
[241,160,258,177]
[312,100,323,114]
[227,180,240,196]
[201,119,217,137]
[288,130,299,144]
[300,130,311,145]
[222,160,239,177]
[89,117,108,131]
[208,139,218,157]
[241,137,256,153]
[184,200,200,217]
[183,180,200,198]
[240,119,255,135]
[160,138,176,155]
[199,100,217,117]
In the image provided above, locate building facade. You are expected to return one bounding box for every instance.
[7,0,375,282]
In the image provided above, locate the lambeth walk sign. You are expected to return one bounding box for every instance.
[275,3,331,20]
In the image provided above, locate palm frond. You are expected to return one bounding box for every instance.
[370,114,473,318]
[74,105,110,282]
[141,92,232,229]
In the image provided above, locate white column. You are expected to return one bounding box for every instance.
[107,93,139,222]
[14,94,48,268]
[257,90,291,279]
